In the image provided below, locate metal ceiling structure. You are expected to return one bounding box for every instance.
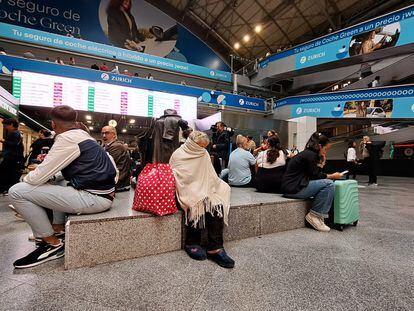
[145,0,414,68]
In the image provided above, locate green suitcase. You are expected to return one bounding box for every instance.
[333,180,359,231]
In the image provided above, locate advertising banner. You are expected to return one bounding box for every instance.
[0,55,265,112]
[260,5,414,72]
[0,0,230,81]
[274,86,414,119]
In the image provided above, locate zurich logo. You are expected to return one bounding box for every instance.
[300,56,307,64]
[296,107,303,115]
[239,99,245,106]
[101,73,109,81]
[210,70,215,76]
[411,104,414,112]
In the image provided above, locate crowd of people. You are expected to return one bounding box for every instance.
[209,123,344,234]
[1,111,376,270]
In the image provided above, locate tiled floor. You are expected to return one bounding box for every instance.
[0,176,413,311]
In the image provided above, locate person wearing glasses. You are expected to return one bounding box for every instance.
[101,126,131,192]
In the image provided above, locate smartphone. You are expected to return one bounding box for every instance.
[340,170,349,175]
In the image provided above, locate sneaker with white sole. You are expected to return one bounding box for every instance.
[13,240,64,269]
[33,232,65,247]
[305,212,331,232]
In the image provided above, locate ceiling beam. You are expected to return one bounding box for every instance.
[316,0,337,30]
[292,2,316,35]
[252,0,293,44]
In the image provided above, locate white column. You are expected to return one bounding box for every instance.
[287,116,317,151]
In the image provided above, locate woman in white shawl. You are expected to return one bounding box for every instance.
[169,131,234,269]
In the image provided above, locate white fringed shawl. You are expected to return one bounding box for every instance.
[169,138,231,227]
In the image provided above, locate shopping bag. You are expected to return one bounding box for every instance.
[132,163,177,216]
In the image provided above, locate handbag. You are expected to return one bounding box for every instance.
[132,163,177,216]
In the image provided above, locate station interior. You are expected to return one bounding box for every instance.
[0,0,413,310]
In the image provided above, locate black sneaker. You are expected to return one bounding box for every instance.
[207,249,235,269]
[34,232,65,247]
[13,241,64,269]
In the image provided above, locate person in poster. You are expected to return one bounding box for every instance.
[106,0,148,51]
[361,30,387,54]
[105,0,178,54]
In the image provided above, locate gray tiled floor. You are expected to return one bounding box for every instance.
[0,176,413,311]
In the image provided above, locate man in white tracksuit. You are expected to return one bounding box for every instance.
[9,105,118,269]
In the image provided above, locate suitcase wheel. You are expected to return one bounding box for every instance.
[353,220,358,227]
[338,225,344,231]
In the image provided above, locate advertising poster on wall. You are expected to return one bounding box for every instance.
[274,85,414,119]
[0,0,229,72]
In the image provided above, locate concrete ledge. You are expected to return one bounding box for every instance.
[65,188,309,269]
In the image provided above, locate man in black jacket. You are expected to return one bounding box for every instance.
[0,118,24,194]
[211,122,230,170]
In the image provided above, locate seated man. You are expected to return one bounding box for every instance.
[169,131,234,268]
[101,126,131,191]
[221,135,256,187]
[9,105,117,269]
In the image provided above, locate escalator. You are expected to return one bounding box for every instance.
[323,120,414,177]
[324,121,414,160]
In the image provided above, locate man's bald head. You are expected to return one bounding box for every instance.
[101,126,117,143]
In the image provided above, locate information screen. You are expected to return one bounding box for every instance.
[12,71,197,121]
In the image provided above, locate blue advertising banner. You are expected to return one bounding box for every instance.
[274,86,414,119]
[0,0,230,71]
[0,22,231,82]
[0,55,264,111]
[260,4,414,71]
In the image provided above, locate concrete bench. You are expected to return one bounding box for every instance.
[65,188,309,269]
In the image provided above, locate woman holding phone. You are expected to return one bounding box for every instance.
[282,133,343,232]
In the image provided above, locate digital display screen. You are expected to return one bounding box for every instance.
[12,71,197,121]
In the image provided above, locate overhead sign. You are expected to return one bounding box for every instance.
[259,5,414,73]
[0,55,265,112]
[274,85,414,119]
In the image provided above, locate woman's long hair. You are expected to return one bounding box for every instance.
[267,136,282,164]
[305,132,330,153]
[107,0,131,14]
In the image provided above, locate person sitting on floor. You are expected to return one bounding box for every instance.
[253,134,268,156]
[9,105,118,269]
[246,135,256,153]
[220,135,256,187]
[169,131,234,269]
[255,135,287,193]
[282,132,343,232]
[101,125,132,192]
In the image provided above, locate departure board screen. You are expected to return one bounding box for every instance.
[12,71,197,121]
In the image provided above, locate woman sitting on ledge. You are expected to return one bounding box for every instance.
[169,131,234,269]
[282,133,343,232]
[255,135,287,193]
